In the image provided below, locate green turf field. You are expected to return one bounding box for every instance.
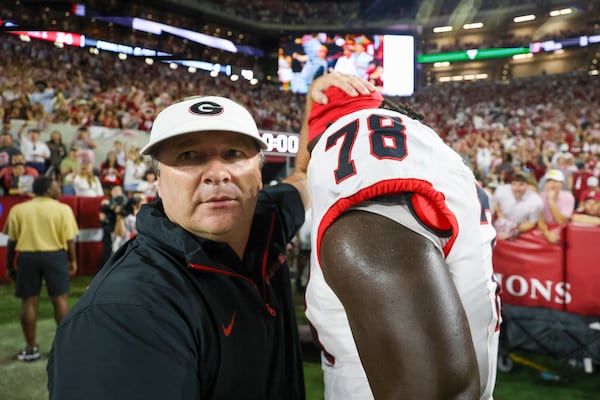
[0,276,598,399]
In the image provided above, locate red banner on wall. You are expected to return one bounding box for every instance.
[564,224,600,316]
[493,229,567,312]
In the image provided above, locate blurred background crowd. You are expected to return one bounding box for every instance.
[1,0,600,238]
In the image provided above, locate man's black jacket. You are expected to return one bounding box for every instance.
[48,183,306,400]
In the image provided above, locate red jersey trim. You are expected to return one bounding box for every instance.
[315,178,459,264]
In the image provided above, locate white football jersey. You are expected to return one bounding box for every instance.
[305,107,500,399]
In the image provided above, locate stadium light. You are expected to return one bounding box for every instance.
[433,26,453,33]
[514,15,536,23]
[513,53,533,60]
[550,8,572,17]
[463,22,483,30]
[240,69,254,81]
[438,73,488,83]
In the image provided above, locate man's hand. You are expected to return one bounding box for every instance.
[542,228,561,244]
[547,189,559,202]
[310,72,375,105]
[69,260,78,277]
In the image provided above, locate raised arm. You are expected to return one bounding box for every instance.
[285,73,375,211]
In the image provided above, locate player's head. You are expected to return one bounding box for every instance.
[307,87,423,151]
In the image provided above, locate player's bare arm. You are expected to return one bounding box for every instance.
[320,210,481,399]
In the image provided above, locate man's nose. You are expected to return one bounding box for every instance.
[202,158,231,184]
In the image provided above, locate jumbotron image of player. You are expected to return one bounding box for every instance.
[296,77,501,399]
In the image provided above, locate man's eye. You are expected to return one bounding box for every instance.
[180,151,198,160]
[224,149,245,159]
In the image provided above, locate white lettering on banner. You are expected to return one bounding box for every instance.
[495,273,572,304]
[76,228,104,243]
[260,132,299,155]
[56,32,74,45]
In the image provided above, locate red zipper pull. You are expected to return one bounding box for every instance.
[265,303,277,317]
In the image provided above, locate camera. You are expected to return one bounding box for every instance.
[107,194,134,217]
[112,194,128,207]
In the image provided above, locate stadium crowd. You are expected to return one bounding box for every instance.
[1,7,599,400]
[1,13,600,235]
[4,1,599,67]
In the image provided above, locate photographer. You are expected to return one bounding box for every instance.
[112,193,147,251]
[98,185,128,269]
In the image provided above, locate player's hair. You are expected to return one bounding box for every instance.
[381,98,424,122]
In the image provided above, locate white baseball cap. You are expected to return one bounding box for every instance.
[544,169,565,182]
[140,96,268,156]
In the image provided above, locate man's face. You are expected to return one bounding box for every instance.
[157,131,263,242]
[544,179,563,192]
[582,199,598,215]
[48,181,61,199]
[110,184,123,198]
[510,180,529,199]
[11,154,25,164]
[0,134,11,146]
